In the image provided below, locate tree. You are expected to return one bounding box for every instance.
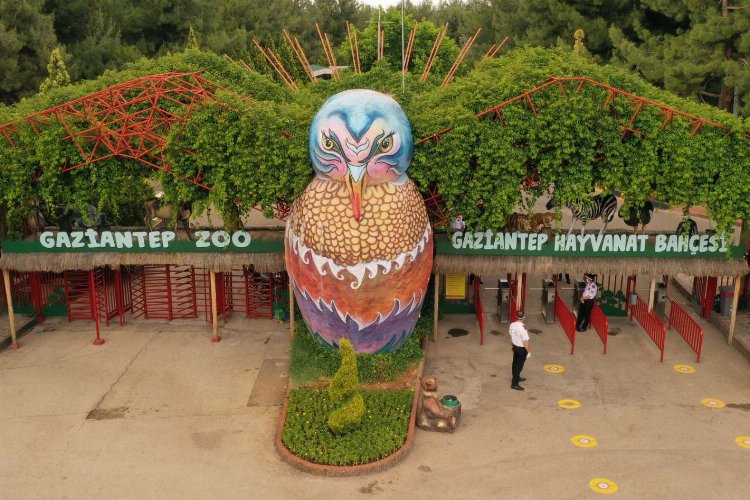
[0,0,57,103]
[67,8,142,82]
[337,9,460,79]
[185,24,200,50]
[610,0,750,115]
[39,47,71,93]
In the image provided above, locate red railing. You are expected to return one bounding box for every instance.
[630,294,666,361]
[473,278,485,345]
[668,299,704,362]
[554,294,576,354]
[590,303,609,354]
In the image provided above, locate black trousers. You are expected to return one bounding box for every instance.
[511,345,528,385]
[576,299,595,330]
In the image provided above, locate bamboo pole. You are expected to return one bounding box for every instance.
[252,39,298,90]
[346,21,361,74]
[289,282,295,340]
[421,23,447,82]
[210,270,220,342]
[352,27,361,74]
[648,276,656,312]
[283,29,316,82]
[491,35,509,57]
[3,269,19,349]
[294,36,316,82]
[433,273,440,343]
[728,276,742,345]
[267,47,299,91]
[403,22,418,72]
[377,20,382,60]
[441,28,481,87]
[324,33,340,79]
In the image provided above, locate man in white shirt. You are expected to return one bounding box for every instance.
[509,311,531,391]
[576,273,598,332]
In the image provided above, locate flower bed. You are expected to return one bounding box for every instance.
[281,388,413,466]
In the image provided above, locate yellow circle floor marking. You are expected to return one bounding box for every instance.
[589,478,618,494]
[558,399,581,409]
[673,364,696,374]
[736,437,750,449]
[544,364,565,374]
[572,435,598,448]
[701,398,726,408]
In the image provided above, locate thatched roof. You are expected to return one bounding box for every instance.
[0,252,286,273]
[434,254,748,277]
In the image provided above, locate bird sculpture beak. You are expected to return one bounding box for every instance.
[345,165,368,222]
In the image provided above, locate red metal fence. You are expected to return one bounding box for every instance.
[668,299,704,362]
[590,303,609,354]
[473,278,484,345]
[554,293,576,354]
[630,294,666,361]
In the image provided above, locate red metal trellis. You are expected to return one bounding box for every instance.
[0,72,292,221]
[418,76,733,145]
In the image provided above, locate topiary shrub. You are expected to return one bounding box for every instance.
[327,339,365,434]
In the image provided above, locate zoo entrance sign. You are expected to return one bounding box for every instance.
[1,230,284,254]
[442,231,743,259]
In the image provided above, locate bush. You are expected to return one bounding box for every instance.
[282,388,412,466]
[327,339,365,434]
[327,392,365,435]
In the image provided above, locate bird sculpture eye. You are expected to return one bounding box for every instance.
[321,133,338,152]
[378,135,393,153]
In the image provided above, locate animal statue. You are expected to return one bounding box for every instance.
[56,204,110,233]
[284,89,433,354]
[530,212,555,232]
[546,193,617,236]
[144,198,192,239]
[450,214,466,233]
[24,201,46,236]
[619,201,654,234]
[676,217,698,237]
[416,375,459,432]
[505,212,532,232]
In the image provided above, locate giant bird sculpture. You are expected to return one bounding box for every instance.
[284,90,433,354]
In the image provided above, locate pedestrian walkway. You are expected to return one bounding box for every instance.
[1,288,749,498]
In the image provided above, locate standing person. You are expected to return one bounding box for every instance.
[576,273,598,332]
[509,311,531,391]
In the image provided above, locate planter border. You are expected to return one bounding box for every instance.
[275,359,424,476]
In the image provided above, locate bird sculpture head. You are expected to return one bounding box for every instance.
[309,89,413,222]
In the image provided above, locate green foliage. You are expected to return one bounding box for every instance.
[2,46,750,238]
[0,0,57,103]
[336,10,460,80]
[185,25,200,51]
[282,388,412,466]
[289,314,427,386]
[39,47,71,94]
[327,391,365,435]
[328,339,359,404]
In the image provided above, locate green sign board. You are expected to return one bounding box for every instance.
[438,231,743,259]
[1,230,284,254]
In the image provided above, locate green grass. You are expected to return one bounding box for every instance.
[282,388,413,466]
[289,315,429,385]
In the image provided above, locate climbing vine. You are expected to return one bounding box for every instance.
[1,46,750,239]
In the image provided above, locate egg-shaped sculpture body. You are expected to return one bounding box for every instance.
[285,90,433,353]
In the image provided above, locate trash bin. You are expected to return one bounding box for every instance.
[654,283,667,316]
[719,285,734,317]
[541,278,556,324]
[497,279,510,324]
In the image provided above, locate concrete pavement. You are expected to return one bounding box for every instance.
[1,280,749,499]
